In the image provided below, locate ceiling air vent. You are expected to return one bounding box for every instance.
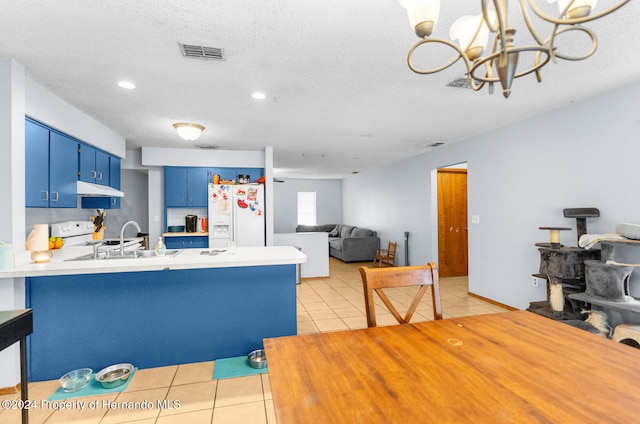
[179,43,225,61]
[427,142,445,148]
[446,76,473,89]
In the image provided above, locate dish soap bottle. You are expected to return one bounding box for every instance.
[154,237,166,256]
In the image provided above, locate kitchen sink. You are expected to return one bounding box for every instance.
[66,249,183,261]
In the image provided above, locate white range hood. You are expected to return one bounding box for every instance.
[77,181,124,197]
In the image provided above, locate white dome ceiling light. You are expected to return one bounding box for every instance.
[173,123,205,141]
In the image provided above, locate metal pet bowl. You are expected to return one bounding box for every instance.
[248,349,267,369]
[95,363,134,389]
[59,368,93,392]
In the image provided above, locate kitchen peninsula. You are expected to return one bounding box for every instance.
[1,246,305,381]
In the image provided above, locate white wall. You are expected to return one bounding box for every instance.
[25,79,125,157]
[343,81,640,309]
[273,179,342,233]
[0,58,26,392]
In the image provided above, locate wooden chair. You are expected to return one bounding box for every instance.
[373,241,397,267]
[359,263,442,327]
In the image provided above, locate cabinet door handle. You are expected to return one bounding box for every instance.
[98,172,103,180]
[53,192,59,202]
[189,198,193,203]
[112,198,116,205]
[181,198,185,204]
[92,170,97,179]
[43,191,49,201]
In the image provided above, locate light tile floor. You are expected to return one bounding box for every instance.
[0,258,509,424]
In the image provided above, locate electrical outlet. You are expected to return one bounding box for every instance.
[532,276,540,287]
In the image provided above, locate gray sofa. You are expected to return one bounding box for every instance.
[296,224,380,263]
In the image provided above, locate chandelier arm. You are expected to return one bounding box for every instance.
[492,0,509,50]
[469,45,552,83]
[481,0,499,33]
[518,0,547,47]
[526,0,631,25]
[546,26,597,61]
[546,22,561,64]
[519,0,560,64]
[406,38,472,75]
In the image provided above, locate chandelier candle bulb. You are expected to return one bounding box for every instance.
[550,0,599,19]
[399,0,441,38]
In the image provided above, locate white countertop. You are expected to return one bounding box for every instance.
[0,246,307,278]
[162,232,209,237]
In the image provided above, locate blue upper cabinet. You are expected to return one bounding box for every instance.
[25,120,50,207]
[164,167,188,207]
[81,155,121,209]
[25,118,78,208]
[188,167,209,207]
[79,144,110,186]
[95,150,110,186]
[49,133,80,207]
[109,156,121,208]
[165,167,208,207]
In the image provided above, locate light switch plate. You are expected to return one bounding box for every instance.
[471,215,480,224]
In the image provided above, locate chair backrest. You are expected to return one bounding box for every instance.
[387,242,397,258]
[359,263,442,327]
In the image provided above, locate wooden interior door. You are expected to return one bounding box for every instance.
[437,168,468,277]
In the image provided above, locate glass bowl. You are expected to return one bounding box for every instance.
[59,368,93,392]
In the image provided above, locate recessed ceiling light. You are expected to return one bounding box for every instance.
[251,92,266,100]
[117,80,136,90]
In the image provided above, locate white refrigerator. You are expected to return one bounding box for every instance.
[208,184,265,248]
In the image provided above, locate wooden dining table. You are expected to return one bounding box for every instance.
[263,310,640,423]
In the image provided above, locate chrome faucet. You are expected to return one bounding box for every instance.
[119,220,142,256]
[92,241,104,259]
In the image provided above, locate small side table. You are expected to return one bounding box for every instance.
[0,309,33,424]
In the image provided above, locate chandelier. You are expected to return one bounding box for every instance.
[397,0,630,98]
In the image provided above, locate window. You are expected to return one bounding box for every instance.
[297,192,316,225]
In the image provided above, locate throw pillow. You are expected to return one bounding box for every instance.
[329,226,339,237]
[352,228,373,238]
[340,225,354,238]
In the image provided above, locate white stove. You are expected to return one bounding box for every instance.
[51,221,95,246]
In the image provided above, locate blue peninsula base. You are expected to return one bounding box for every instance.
[26,264,297,381]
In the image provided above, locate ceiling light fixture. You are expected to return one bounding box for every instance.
[397,0,630,98]
[251,92,266,100]
[116,80,136,89]
[173,123,205,141]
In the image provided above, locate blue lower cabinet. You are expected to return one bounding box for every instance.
[25,265,297,381]
[164,236,208,249]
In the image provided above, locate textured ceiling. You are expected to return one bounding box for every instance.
[1,1,638,178]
